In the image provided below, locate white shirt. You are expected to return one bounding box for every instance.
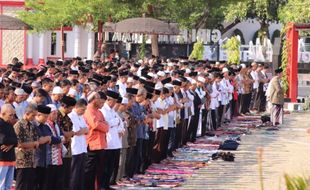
[210,82,220,109]
[165,96,176,128]
[68,110,88,155]
[13,101,29,119]
[116,81,127,97]
[154,98,169,130]
[251,70,259,89]
[100,103,124,149]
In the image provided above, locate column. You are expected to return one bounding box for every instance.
[73,26,81,57]
[38,33,45,65]
[26,33,33,67]
[87,30,94,60]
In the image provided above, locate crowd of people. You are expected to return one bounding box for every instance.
[0,55,284,190]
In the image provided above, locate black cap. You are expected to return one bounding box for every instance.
[146,93,153,99]
[119,71,129,77]
[144,86,154,94]
[161,77,172,85]
[106,90,120,100]
[189,72,198,77]
[117,97,123,104]
[37,105,51,114]
[132,75,140,81]
[61,95,77,107]
[163,87,170,94]
[275,67,283,74]
[172,80,182,86]
[98,91,107,100]
[21,85,33,94]
[154,89,161,95]
[69,70,79,75]
[126,88,138,95]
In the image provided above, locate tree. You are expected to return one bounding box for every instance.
[224,0,287,43]
[222,36,241,65]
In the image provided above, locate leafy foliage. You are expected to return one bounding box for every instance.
[189,40,204,60]
[278,0,310,95]
[284,174,310,190]
[222,36,241,65]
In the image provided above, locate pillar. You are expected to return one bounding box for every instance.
[87,30,94,60]
[287,23,298,103]
[26,33,33,67]
[38,33,45,65]
[73,26,81,57]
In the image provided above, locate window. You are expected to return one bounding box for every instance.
[51,32,57,55]
[64,33,67,53]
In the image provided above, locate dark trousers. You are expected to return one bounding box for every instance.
[70,153,87,190]
[125,146,136,178]
[44,165,63,190]
[15,168,36,190]
[182,119,189,145]
[211,109,217,130]
[134,139,144,174]
[241,93,252,114]
[217,102,224,127]
[201,109,208,136]
[187,115,199,142]
[34,167,45,190]
[152,128,168,163]
[146,132,155,167]
[167,127,176,155]
[250,89,257,110]
[102,149,120,189]
[84,149,105,190]
[175,120,184,149]
[61,157,71,190]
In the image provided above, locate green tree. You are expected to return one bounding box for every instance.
[222,36,241,65]
[224,0,287,43]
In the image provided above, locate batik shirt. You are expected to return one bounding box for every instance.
[14,119,39,168]
[56,109,73,157]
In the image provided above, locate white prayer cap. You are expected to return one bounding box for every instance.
[240,64,246,69]
[215,61,220,65]
[164,83,174,89]
[168,62,174,67]
[148,72,154,77]
[138,59,143,64]
[14,88,26,96]
[157,71,165,77]
[155,83,163,89]
[185,69,191,74]
[68,88,77,97]
[153,74,158,79]
[31,81,41,88]
[52,86,63,94]
[46,104,57,112]
[127,77,134,83]
[197,76,206,83]
[222,67,229,73]
[87,91,97,102]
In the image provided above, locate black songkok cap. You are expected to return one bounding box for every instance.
[189,72,198,77]
[117,97,123,104]
[275,67,283,74]
[144,86,154,94]
[21,85,33,94]
[154,89,161,95]
[37,105,51,114]
[126,88,138,95]
[172,80,182,86]
[146,93,153,99]
[61,95,77,107]
[119,71,129,77]
[161,77,172,85]
[69,70,79,75]
[106,90,120,100]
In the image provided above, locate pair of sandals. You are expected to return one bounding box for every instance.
[212,152,235,162]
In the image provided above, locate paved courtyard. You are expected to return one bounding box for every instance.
[175,111,310,190]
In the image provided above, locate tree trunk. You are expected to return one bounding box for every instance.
[60,26,65,60]
[151,34,159,57]
[97,20,103,55]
